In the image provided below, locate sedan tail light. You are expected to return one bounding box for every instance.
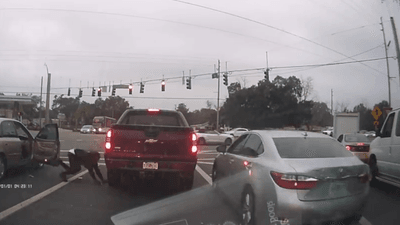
[270,171,318,190]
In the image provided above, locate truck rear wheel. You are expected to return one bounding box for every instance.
[183,175,194,190]
[107,169,120,187]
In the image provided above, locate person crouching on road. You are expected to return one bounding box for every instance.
[59,149,107,185]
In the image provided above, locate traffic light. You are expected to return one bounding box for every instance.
[161,80,165,92]
[97,88,101,97]
[223,73,228,86]
[112,88,116,96]
[186,77,191,89]
[92,88,95,97]
[129,84,133,95]
[79,89,83,98]
[140,82,144,93]
[264,68,270,81]
[67,88,71,96]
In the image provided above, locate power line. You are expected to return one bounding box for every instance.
[271,56,393,69]
[170,0,387,75]
[273,45,386,76]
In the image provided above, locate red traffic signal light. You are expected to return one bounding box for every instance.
[161,80,165,92]
[129,84,133,95]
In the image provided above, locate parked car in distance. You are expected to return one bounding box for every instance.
[0,118,60,180]
[369,109,400,188]
[337,133,371,163]
[196,130,233,145]
[80,125,96,134]
[224,128,248,139]
[365,131,376,137]
[322,127,333,136]
[212,130,370,225]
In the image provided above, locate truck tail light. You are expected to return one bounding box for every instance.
[189,132,198,154]
[105,129,114,153]
[346,145,355,151]
[270,171,318,190]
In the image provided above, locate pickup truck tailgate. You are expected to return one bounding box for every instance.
[109,125,196,160]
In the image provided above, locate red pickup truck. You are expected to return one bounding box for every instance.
[104,109,198,190]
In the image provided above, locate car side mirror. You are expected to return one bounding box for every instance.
[216,145,227,153]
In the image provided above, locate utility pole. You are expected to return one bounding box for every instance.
[390,17,400,86]
[44,63,51,125]
[217,60,220,131]
[39,76,43,128]
[381,17,393,107]
[331,89,333,115]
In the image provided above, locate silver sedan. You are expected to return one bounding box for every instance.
[212,130,370,225]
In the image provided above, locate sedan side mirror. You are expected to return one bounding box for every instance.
[216,145,227,153]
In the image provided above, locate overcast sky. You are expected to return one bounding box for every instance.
[0,0,400,112]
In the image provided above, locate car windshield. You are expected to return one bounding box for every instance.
[1,1,397,224]
[345,134,370,142]
[273,137,354,158]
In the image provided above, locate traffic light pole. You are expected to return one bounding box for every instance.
[39,76,43,128]
[44,63,51,125]
[217,60,220,131]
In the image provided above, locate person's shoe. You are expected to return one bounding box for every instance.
[59,173,67,182]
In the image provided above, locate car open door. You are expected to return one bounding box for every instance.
[33,124,60,163]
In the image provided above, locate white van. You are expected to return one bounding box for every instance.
[369,109,400,188]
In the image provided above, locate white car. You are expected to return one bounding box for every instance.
[322,128,333,136]
[196,130,233,145]
[369,109,400,188]
[224,128,249,139]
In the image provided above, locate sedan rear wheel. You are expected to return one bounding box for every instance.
[0,156,6,180]
[241,188,255,225]
[212,165,218,189]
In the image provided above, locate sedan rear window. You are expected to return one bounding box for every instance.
[273,137,354,158]
[344,134,369,142]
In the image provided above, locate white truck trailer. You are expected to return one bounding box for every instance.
[333,112,360,139]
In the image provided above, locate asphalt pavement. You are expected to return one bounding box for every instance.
[0,129,398,225]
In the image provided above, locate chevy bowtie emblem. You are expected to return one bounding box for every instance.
[145,139,158,143]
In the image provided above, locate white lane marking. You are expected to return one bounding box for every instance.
[195,165,212,185]
[197,162,214,165]
[360,217,373,225]
[199,150,217,153]
[0,170,88,221]
[197,158,215,161]
[158,219,188,225]
[61,160,106,166]
[76,139,82,142]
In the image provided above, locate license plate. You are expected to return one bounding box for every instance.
[329,182,346,195]
[143,162,158,170]
[355,153,368,159]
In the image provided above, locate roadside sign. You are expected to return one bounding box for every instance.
[371,106,382,120]
[373,121,379,126]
